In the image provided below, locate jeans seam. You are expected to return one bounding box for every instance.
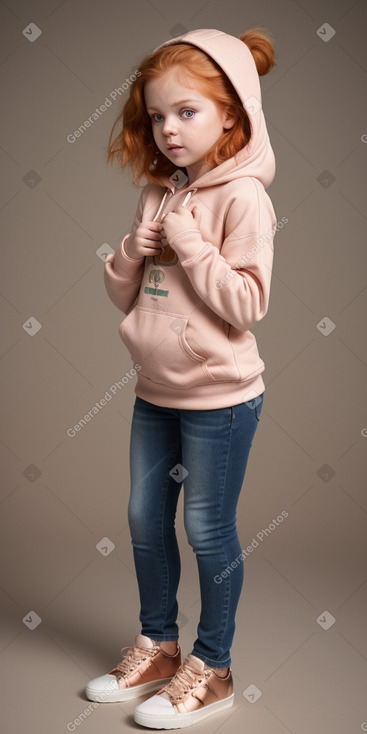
[159,443,181,636]
[215,408,233,656]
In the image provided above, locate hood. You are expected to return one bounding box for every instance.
[152,28,276,193]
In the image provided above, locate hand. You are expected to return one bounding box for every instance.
[160,206,201,246]
[125,221,164,259]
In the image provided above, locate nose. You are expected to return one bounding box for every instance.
[162,115,178,136]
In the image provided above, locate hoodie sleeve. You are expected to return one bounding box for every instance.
[104,192,146,315]
[167,179,276,332]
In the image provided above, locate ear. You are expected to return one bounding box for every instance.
[223,108,236,130]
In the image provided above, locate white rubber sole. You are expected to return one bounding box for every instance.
[134,693,235,729]
[86,677,173,703]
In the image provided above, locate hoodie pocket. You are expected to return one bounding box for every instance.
[119,306,214,388]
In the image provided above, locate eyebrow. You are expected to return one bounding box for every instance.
[146,99,200,111]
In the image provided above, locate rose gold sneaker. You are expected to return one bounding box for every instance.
[134,653,234,728]
[85,634,181,702]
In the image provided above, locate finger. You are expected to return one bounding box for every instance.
[144,230,163,240]
[142,221,162,231]
[145,245,161,254]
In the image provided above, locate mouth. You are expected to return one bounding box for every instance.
[167,145,183,151]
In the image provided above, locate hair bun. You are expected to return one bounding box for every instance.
[239,27,276,76]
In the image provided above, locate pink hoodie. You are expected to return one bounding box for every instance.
[104,28,277,409]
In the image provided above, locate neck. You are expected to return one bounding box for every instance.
[184,161,212,186]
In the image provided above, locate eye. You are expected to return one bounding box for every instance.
[182,109,195,118]
[150,113,163,122]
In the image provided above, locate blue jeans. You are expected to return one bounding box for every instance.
[127,392,264,668]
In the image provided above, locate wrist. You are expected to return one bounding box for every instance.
[124,235,134,258]
[123,235,141,261]
[166,229,204,262]
[167,228,201,245]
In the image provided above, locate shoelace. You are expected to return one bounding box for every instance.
[163,662,211,702]
[109,643,158,679]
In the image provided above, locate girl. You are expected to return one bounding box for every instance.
[86,27,277,729]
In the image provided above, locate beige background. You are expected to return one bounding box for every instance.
[1,1,366,732]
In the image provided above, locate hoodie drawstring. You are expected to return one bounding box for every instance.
[153,188,195,223]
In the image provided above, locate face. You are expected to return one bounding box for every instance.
[144,68,234,184]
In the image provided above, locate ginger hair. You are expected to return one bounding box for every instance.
[106,28,276,187]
